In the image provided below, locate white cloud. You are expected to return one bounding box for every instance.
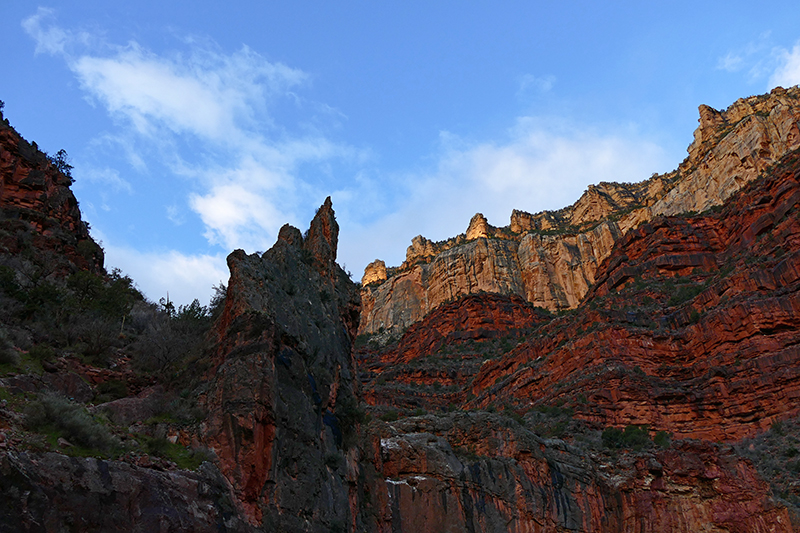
[717,53,744,73]
[166,205,185,226]
[71,45,306,143]
[717,36,800,89]
[103,243,229,307]
[22,9,355,303]
[770,43,800,88]
[22,9,675,301]
[190,183,286,251]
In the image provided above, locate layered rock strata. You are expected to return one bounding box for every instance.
[0,113,103,273]
[361,148,800,444]
[360,86,800,335]
[369,413,790,533]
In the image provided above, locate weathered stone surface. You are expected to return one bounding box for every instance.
[359,293,549,411]
[370,413,789,533]
[361,259,387,286]
[465,212,491,240]
[4,89,800,533]
[199,198,363,528]
[517,220,622,309]
[360,86,800,335]
[0,451,254,532]
[464,151,800,442]
[0,116,103,273]
[654,87,800,217]
[97,386,166,426]
[0,372,94,404]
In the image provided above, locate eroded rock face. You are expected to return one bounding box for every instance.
[0,116,103,273]
[360,86,800,335]
[200,198,362,528]
[461,151,800,442]
[362,259,387,286]
[359,149,800,446]
[359,293,550,411]
[0,451,254,533]
[369,414,789,533]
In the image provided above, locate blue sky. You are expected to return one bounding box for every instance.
[2,2,800,305]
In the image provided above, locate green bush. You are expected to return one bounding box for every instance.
[602,425,651,450]
[667,283,704,307]
[95,380,128,403]
[653,430,671,449]
[28,343,55,363]
[25,393,118,453]
[336,393,366,448]
[324,451,344,469]
[141,435,214,470]
[380,409,399,422]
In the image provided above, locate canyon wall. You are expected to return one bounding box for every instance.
[360,86,800,335]
[360,146,800,444]
[4,88,800,532]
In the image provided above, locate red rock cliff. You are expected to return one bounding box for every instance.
[0,113,103,273]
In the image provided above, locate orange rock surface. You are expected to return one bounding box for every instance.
[360,86,800,335]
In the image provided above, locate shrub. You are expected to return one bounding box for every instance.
[49,149,73,182]
[653,430,671,449]
[380,409,399,422]
[141,435,214,470]
[667,283,704,307]
[324,451,344,469]
[25,393,118,453]
[95,380,128,403]
[0,329,18,366]
[209,282,227,319]
[602,425,651,450]
[336,393,366,448]
[28,343,55,363]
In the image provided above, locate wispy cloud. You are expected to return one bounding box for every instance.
[770,43,800,88]
[23,8,356,302]
[517,74,556,97]
[717,34,800,89]
[21,7,92,55]
[716,52,744,73]
[76,166,133,194]
[103,243,229,306]
[72,44,306,143]
[22,9,675,304]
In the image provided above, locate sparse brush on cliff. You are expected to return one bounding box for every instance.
[46,149,73,183]
[24,392,119,454]
[736,415,800,523]
[602,425,651,450]
[129,298,211,374]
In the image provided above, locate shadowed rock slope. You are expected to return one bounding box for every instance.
[198,198,364,529]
